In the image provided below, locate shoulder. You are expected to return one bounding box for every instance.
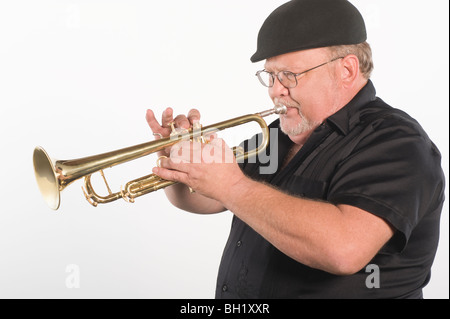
[360,98,421,131]
[357,98,441,158]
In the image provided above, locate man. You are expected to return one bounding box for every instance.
[146,0,445,298]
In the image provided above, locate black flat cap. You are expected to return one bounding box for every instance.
[251,0,367,62]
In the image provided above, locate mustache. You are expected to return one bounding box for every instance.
[274,98,299,109]
[274,98,301,114]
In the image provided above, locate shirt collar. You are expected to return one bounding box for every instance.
[326,80,377,135]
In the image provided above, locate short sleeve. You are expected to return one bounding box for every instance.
[327,116,445,253]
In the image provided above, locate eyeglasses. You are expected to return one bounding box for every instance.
[255,57,344,89]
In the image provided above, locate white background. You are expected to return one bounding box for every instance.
[0,0,448,299]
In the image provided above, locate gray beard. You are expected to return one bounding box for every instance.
[279,112,320,136]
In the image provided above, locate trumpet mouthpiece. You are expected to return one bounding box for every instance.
[258,105,287,117]
[274,104,287,114]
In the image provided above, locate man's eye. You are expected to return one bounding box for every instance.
[283,72,296,81]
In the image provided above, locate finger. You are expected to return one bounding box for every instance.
[156,157,192,175]
[173,114,191,130]
[146,109,163,132]
[146,109,173,142]
[161,107,174,128]
[158,156,177,169]
[152,166,190,185]
[187,108,201,125]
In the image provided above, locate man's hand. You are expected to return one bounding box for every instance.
[145,107,201,156]
[152,137,246,202]
[145,108,228,214]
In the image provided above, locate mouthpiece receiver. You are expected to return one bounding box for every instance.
[258,104,287,117]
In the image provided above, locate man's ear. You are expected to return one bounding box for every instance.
[340,54,360,88]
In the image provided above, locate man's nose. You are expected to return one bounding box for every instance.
[269,76,290,98]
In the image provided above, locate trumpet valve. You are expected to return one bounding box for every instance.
[169,122,190,139]
[192,122,205,143]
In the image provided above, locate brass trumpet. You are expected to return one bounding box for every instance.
[33,105,287,210]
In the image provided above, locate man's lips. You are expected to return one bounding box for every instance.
[283,106,300,116]
[274,98,300,115]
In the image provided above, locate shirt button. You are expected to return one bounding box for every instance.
[222,284,228,292]
[236,240,242,247]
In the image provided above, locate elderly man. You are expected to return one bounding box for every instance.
[147,0,445,299]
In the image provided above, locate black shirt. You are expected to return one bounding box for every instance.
[215,81,445,299]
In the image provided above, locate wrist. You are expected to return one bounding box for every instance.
[218,174,254,209]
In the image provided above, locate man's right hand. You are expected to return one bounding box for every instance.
[145,107,201,156]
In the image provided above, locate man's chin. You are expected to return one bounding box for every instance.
[280,120,303,136]
[280,116,319,136]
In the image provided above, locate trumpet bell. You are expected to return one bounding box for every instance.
[33,146,61,210]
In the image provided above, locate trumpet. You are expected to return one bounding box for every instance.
[33,105,287,210]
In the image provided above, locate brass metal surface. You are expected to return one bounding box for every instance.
[33,105,286,210]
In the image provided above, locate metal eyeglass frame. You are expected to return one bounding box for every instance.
[256,57,344,89]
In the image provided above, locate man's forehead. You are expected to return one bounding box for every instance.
[264,48,329,71]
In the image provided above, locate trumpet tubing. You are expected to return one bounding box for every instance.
[33,105,287,210]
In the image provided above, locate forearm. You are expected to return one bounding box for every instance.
[164,183,226,214]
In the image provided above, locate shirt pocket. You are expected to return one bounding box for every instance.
[284,175,328,200]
